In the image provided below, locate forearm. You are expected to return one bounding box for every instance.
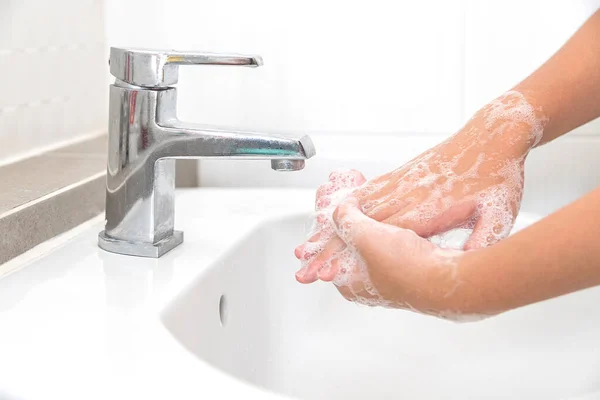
[513,9,600,144]
[459,185,600,315]
[453,11,600,163]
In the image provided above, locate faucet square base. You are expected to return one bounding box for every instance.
[98,230,184,258]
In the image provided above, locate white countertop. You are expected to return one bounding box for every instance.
[0,188,316,400]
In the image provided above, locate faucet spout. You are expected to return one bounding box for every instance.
[154,89,315,161]
[159,122,315,161]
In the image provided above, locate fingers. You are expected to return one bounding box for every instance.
[334,197,446,265]
[317,169,367,210]
[463,214,494,250]
[294,239,325,261]
[382,200,476,239]
[328,169,367,187]
[294,229,326,260]
[332,197,381,251]
[317,169,366,204]
[295,210,338,259]
[316,195,332,210]
[315,183,335,210]
[297,169,368,284]
[317,256,339,282]
[308,169,367,253]
[295,236,347,284]
[310,213,328,233]
[298,169,367,262]
[366,186,428,221]
[463,209,514,250]
[357,162,428,211]
[356,181,399,212]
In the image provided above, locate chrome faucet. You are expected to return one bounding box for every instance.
[98,48,315,258]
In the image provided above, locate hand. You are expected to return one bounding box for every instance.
[329,197,486,320]
[295,169,366,283]
[295,91,547,283]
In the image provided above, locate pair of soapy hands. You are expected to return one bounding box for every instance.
[293,91,546,317]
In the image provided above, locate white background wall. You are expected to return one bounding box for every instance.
[0,0,106,166]
[2,1,599,176]
[105,0,600,136]
[104,0,600,202]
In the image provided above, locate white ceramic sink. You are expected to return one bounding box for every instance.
[1,188,599,400]
[2,129,600,399]
[160,212,600,400]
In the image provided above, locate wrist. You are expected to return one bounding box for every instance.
[457,90,548,160]
[416,250,496,320]
[449,247,524,317]
[428,249,509,319]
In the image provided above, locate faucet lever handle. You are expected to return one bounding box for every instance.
[109,47,263,88]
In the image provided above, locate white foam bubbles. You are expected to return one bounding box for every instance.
[483,90,547,147]
[428,228,472,250]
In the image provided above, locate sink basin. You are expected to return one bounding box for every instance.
[1,186,599,400]
[160,212,600,399]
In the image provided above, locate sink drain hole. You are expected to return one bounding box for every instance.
[219,294,228,327]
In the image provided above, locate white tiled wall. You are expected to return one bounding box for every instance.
[157,0,467,135]
[105,0,599,137]
[103,0,167,50]
[0,0,106,166]
[2,1,599,170]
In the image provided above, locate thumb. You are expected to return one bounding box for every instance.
[463,209,513,250]
[332,197,384,252]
